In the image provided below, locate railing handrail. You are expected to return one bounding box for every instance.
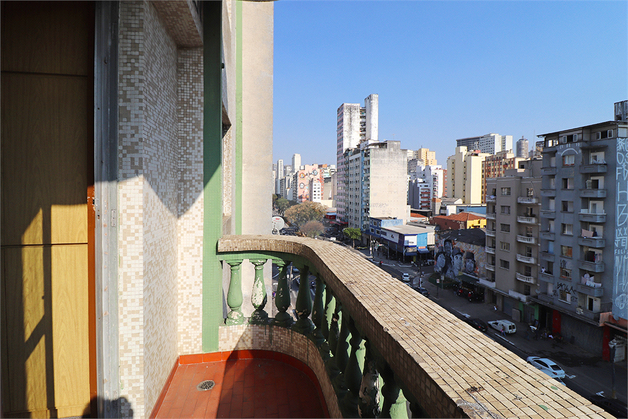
[217,235,604,418]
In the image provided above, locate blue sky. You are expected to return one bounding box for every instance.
[273,0,627,167]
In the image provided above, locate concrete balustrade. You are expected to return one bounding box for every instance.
[217,235,611,418]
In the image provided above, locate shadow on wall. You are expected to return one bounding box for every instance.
[82,396,133,418]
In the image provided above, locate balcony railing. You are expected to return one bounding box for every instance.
[486,195,496,202]
[516,235,535,244]
[579,210,606,223]
[485,229,496,237]
[540,251,555,261]
[517,196,538,204]
[486,263,495,271]
[540,230,554,240]
[486,212,496,220]
[540,209,556,219]
[485,246,495,254]
[517,215,537,224]
[516,272,535,284]
[577,283,604,297]
[516,254,536,264]
[578,236,605,248]
[540,189,556,197]
[541,166,557,175]
[215,235,603,418]
[538,271,554,282]
[579,163,607,174]
[580,188,607,198]
[579,259,605,273]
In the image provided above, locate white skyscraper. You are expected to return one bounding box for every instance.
[516,137,529,158]
[275,159,284,195]
[292,153,301,171]
[336,94,378,222]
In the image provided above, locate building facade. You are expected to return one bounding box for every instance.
[516,137,529,158]
[482,150,524,202]
[533,114,628,356]
[446,146,489,204]
[456,133,513,154]
[292,164,325,203]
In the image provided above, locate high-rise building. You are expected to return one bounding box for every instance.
[336,94,378,222]
[456,133,513,155]
[275,159,284,194]
[516,137,529,158]
[416,147,438,165]
[484,160,542,314]
[292,153,301,171]
[532,106,627,355]
[446,146,490,204]
[482,150,524,202]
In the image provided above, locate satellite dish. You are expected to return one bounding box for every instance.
[271,216,285,234]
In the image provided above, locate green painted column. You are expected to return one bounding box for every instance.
[380,365,408,419]
[225,260,244,325]
[332,306,350,400]
[359,340,381,418]
[320,287,336,361]
[202,1,224,352]
[249,259,269,325]
[325,303,341,380]
[292,264,314,334]
[272,259,293,327]
[341,317,365,418]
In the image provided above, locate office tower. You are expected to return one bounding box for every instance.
[292,153,301,171]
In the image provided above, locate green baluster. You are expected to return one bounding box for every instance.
[332,306,350,400]
[380,364,408,419]
[311,274,326,345]
[291,265,314,334]
[325,303,341,379]
[359,340,381,418]
[320,288,336,361]
[225,260,244,325]
[249,259,269,325]
[272,259,292,327]
[341,316,365,418]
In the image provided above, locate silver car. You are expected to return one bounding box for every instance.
[526,356,566,380]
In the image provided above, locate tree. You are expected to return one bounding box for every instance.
[300,220,325,238]
[275,198,291,215]
[343,228,362,248]
[284,201,326,228]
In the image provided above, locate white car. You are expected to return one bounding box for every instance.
[402,273,410,282]
[488,320,517,334]
[526,356,566,380]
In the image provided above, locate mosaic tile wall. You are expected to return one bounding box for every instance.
[118,1,185,417]
[218,325,342,418]
[176,47,204,356]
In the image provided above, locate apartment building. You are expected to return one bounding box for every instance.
[336,94,378,222]
[446,146,489,204]
[485,160,542,325]
[456,133,513,154]
[292,164,325,203]
[482,150,525,202]
[516,137,530,158]
[533,107,627,356]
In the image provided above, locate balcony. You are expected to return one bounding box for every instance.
[577,283,604,298]
[540,251,555,261]
[517,196,538,205]
[486,212,496,220]
[516,254,536,264]
[540,230,554,240]
[580,188,607,198]
[158,234,605,419]
[486,195,496,202]
[516,272,536,284]
[579,210,606,223]
[579,163,607,174]
[578,236,605,248]
[486,229,496,237]
[517,215,537,224]
[580,259,605,273]
[540,209,556,219]
[538,271,554,283]
[540,189,556,197]
[485,246,495,254]
[486,263,495,271]
[516,235,535,244]
[541,166,557,175]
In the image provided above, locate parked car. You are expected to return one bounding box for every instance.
[488,320,517,334]
[415,286,430,297]
[466,318,488,332]
[526,356,566,380]
[587,395,628,418]
[402,273,410,282]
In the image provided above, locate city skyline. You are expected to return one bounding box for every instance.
[273,1,626,166]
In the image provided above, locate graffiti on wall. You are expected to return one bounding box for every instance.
[434,238,485,280]
[615,137,628,319]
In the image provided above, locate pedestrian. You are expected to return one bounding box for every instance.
[501,326,506,337]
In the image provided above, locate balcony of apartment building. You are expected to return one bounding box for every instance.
[538,268,554,283]
[515,272,535,284]
[579,180,607,199]
[540,188,556,197]
[579,250,605,273]
[540,229,554,240]
[579,159,607,174]
[150,235,607,419]
[578,229,605,248]
[485,245,495,254]
[517,196,538,205]
[540,250,555,262]
[516,234,535,244]
[516,253,536,264]
[540,165,557,176]
[485,211,496,220]
[516,214,537,225]
[485,228,496,237]
[579,209,606,223]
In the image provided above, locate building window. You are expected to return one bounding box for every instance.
[560,267,571,279]
[501,187,511,196]
[561,201,573,213]
[562,177,574,189]
[500,223,510,233]
[526,188,535,197]
[562,154,575,166]
[500,241,510,251]
[561,223,573,235]
[500,260,510,269]
[561,245,573,258]
[524,266,532,276]
[501,205,510,215]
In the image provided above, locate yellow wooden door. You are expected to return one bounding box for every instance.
[1,2,95,417]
